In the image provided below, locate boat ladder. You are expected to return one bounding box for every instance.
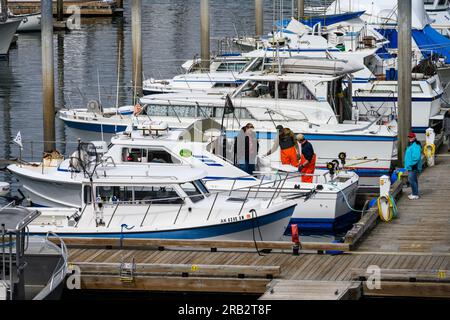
[119,258,136,283]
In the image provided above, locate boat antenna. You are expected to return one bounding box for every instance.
[97,68,102,107]
[116,40,122,116]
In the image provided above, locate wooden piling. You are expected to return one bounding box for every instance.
[397,0,412,165]
[41,0,56,153]
[131,0,142,98]
[255,0,263,37]
[0,0,8,22]
[200,0,210,71]
[56,0,63,21]
[297,0,304,20]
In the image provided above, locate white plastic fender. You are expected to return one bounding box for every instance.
[378,176,391,221]
[425,128,436,167]
[0,182,10,197]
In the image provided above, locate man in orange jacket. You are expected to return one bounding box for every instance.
[296,134,316,183]
[265,126,299,168]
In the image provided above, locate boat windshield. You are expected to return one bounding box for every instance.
[180,182,205,203]
[238,80,315,100]
[194,179,209,195]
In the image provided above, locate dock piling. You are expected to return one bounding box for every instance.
[131,0,143,99]
[200,0,210,71]
[397,0,412,164]
[255,0,263,37]
[57,0,63,21]
[41,0,56,153]
[297,0,304,20]
[0,0,8,22]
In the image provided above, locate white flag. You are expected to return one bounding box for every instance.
[13,131,23,149]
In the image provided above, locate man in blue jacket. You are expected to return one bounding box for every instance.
[404,132,422,200]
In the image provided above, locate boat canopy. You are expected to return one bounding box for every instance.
[275,11,366,29]
[376,26,450,63]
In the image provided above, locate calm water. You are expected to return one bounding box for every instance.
[0,0,348,239]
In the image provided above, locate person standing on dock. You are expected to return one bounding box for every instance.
[404,132,422,200]
[265,125,299,168]
[296,134,317,183]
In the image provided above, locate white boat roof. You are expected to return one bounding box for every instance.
[237,73,344,82]
[88,165,206,184]
[327,0,433,30]
[139,93,338,124]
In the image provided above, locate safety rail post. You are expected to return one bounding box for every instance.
[266,173,288,209]
[140,201,152,227]
[107,203,120,228]
[75,203,88,228]
[173,202,184,225]
[229,178,237,197]
[275,173,290,199]
[254,174,265,199]
[1,224,5,285]
[9,233,13,299]
[238,186,253,216]
[207,193,219,221]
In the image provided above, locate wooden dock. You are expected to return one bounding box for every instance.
[8,0,121,16]
[55,148,450,299]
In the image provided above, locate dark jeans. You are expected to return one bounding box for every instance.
[239,163,255,176]
[408,170,419,196]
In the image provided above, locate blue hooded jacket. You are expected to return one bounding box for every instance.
[404,141,422,172]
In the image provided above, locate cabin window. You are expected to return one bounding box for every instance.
[180,182,204,203]
[145,104,196,118]
[194,180,210,195]
[95,186,132,203]
[212,82,238,88]
[89,185,183,204]
[286,83,315,100]
[122,148,180,164]
[216,62,247,72]
[370,84,423,94]
[133,186,184,204]
[122,148,147,162]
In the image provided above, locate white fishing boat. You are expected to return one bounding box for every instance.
[0,18,21,56]
[20,163,296,241]
[8,11,41,32]
[8,120,360,231]
[424,0,450,37]
[352,74,444,138]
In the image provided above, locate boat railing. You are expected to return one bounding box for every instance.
[354,89,397,122]
[33,232,68,300]
[82,171,320,227]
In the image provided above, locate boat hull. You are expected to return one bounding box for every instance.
[0,19,21,55]
[29,205,295,241]
[16,13,41,32]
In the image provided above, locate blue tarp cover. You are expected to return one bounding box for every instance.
[377,26,450,63]
[412,25,450,63]
[276,11,366,29]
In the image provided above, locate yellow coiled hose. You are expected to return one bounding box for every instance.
[377,195,398,222]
